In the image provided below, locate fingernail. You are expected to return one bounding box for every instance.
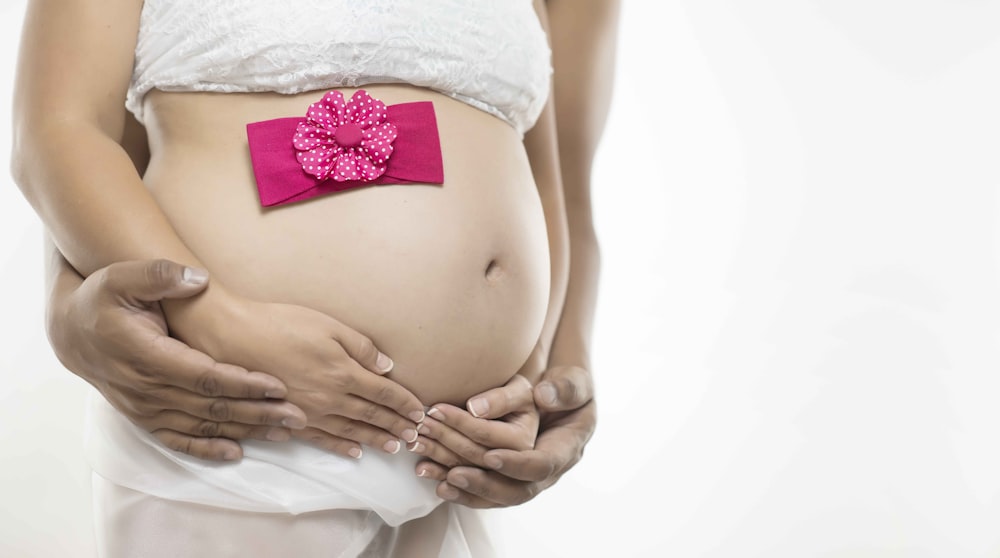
[409,410,426,423]
[427,407,444,420]
[468,397,489,418]
[349,447,363,459]
[266,427,290,442]
[223,448,241,461]
[281,416,306,429]
[376,352,394,373]
[416,423,427,434]
[537,382,558,406]
[403,429,419,443]
[182,266,209,285]
[417,467,428,478]
[407,441,424,453]
[450,476,469,489]
[484,455,503,470]
[383,440,401,454]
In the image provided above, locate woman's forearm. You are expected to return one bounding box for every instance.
[11,0,227,337]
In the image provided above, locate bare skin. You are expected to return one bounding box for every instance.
[413,0,617,507]
[29,0,615,512]
[13,0,566,460]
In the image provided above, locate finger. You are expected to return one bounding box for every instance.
[143,386,307,429]
[441,466,539,508]
[414,460,449,482]
[475,405,595,482]
[463,374,534,419]
[290,427,363,460]
[328,322,395,375]
[151,430,243,462]
[425,404,533,450]
[534,366,594,412]
[436,467,540,509]
[136,335,289,399]
[347,370,427,423]
[310,413,409,455]
[410,412,489,465]
[100,259,209,304]
[143,411,292,443]
[406,434,467,468]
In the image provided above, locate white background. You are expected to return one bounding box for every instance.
[5,1,1000,556]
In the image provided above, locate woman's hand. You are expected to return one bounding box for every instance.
[47,255,307,461]
[406,375,539,473]
[414,365,596,508]
[180,288,427,459]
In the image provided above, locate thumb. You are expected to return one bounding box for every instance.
[101,259,210,303]
[330,323,394,375]
[534,365,594,412]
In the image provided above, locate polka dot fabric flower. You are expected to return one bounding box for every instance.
[293,90,398,182]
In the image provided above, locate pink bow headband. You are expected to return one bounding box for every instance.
[246,89,445,207]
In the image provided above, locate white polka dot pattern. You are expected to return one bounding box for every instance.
[292,90,398,182]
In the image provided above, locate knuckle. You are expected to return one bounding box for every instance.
[208,399,231,421]
[145,259,177,289]
[196,420,221,437]
[374,385,395,405]
[195,372,222,397]
[360,403,380,423]
[354,336,378,363]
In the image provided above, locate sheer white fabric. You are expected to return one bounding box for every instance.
[83,388,442,520]
[92,473,496,558]
[127,0,552,135]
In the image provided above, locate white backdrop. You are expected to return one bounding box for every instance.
[5,1,1000,556]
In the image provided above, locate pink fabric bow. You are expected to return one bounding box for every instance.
[246,89,445,207]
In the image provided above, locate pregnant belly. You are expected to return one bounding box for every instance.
[142,87,550,406]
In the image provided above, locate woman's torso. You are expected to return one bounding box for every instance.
[142,87,549,407]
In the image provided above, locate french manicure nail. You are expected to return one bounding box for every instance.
[468,398,489,418]
[427,407,444,420]
[407,441,424,453]
[403,429,419,443]
[383,440,401,454]
[409,410,426,423]
[349,447,363,459]
[376,352,394,373]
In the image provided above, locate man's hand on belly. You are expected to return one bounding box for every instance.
[46,257,306,462]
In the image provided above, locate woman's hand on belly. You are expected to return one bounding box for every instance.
[404,375,539,474]
[180,288,427,458]
[411,363,597,508]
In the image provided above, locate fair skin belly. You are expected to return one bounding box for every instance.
[143,84,551,406]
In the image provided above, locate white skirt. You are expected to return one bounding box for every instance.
[84,388,495,557]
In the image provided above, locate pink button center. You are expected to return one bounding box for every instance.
[334,123,363,148]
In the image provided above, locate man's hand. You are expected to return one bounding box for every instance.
[47,257,307,461]
[414,365,596,507]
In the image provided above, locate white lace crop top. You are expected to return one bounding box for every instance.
[126,0,552,135]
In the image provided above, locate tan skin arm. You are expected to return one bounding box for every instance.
[413,0,619,507]
[13,0,426,460]
[42,112,314,461]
